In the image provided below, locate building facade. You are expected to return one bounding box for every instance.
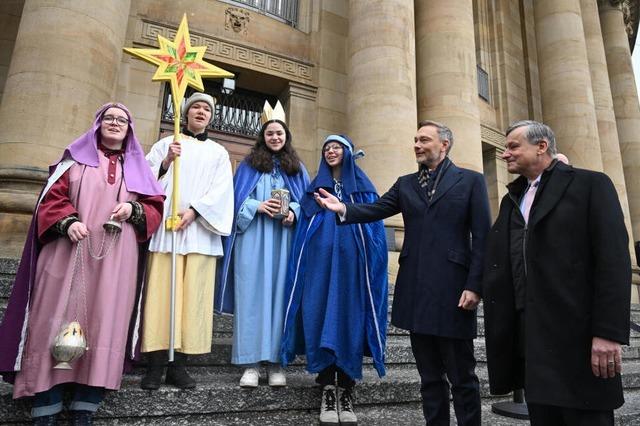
[1,0,639,297]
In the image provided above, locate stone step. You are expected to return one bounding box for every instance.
[0,274,12,301]
[133,336,417,367]
[4,362,640,424]
[5,391,640,425]
[96,391,640,426]
[131,334,640,369]
[1,365,418,422]
[0,257,18,274]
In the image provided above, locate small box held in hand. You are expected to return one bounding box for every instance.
[271,189,290,219]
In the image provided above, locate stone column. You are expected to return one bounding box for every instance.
[0,0,131,256]
[533,0,603,171]
[415,0,483,172]
[581,0,635,266]
[347,0,417,228]
[0,0,25,104]
[283,81,318,175]
[600,0,640,245]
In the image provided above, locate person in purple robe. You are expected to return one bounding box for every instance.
[0,103,164,425]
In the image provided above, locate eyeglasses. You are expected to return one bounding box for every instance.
[323,144,344,153]
[102,115,129,126]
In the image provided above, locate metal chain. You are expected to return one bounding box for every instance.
[64,241,83,323]
[75,241,89,328]
[61,227,118,335]
[60,240,88,334]
[86,228,120,260]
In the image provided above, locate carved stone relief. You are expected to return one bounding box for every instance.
[225,7,250,35]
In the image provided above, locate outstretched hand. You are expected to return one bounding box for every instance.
[314,188,346,216]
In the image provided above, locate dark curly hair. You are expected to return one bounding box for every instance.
[245,119,302,175]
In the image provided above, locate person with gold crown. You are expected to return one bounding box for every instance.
[215,100,309,388]
[139,92,234,390]
[0,103,164,425]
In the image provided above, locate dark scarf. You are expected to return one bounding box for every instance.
[418,157,451,200]
[98,143,124,157]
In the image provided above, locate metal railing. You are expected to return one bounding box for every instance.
[477,64,490,103]
[161,83,278,137]
[227,0,298,27]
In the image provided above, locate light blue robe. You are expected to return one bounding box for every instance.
[232,172,301,365]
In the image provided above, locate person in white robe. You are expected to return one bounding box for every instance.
[140,92,234,390]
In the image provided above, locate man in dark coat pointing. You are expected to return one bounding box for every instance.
[315,120,491,425]
[483,120,631,425]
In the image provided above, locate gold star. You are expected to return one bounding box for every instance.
[124,14,233,112]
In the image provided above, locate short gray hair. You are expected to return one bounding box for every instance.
[418,120,454,154]
[505,120,557,157]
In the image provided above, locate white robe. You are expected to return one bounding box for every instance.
[146,135,234,255]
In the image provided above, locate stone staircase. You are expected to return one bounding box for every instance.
[2,257,640,425]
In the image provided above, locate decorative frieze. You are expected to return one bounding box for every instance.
[481,124,505,150]
[136,20,314,84]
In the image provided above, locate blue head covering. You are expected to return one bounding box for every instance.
[301,134,377,216]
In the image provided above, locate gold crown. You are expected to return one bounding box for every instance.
[260,100,286,125]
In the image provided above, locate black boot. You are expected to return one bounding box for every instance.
[165,352,196,389]
[33,414,57,426]
[140,350,167,390]
[71,410,93,426]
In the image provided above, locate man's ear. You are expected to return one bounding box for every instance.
[442,139,450,153]
[538,139,549,155]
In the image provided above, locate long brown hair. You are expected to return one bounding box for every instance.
[246,119,302,175]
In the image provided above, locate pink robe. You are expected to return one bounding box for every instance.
[13,153,154,397]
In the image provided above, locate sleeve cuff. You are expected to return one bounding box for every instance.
[338,206,347,222]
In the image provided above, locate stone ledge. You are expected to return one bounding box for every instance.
[4,364,640,423]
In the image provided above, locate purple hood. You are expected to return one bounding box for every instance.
[57,102,163,197]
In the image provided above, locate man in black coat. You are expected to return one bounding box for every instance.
[483,120,631,425]
[316,120,491,425]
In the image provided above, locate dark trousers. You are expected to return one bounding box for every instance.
[410,333,481,426]
[32,383,105,417]
[316,364,355,389]
[528,403,613,426]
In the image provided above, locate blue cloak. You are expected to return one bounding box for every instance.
[281,137,388,379]
[215,160,310,315]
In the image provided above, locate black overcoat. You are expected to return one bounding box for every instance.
[345,162,491,339]
[483,162,631,410]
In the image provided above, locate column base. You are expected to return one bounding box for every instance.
[0,166,48,257]
[0,213,32,257]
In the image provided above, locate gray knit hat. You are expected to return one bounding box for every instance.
[182,92,216,124]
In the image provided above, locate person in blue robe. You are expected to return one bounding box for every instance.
[215,118,309,388]
[281,134,388,425]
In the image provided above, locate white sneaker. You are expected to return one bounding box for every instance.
[319,385,339,425]
[267,364,287,387]
[239,367,260,388]
[338,386,357,425]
